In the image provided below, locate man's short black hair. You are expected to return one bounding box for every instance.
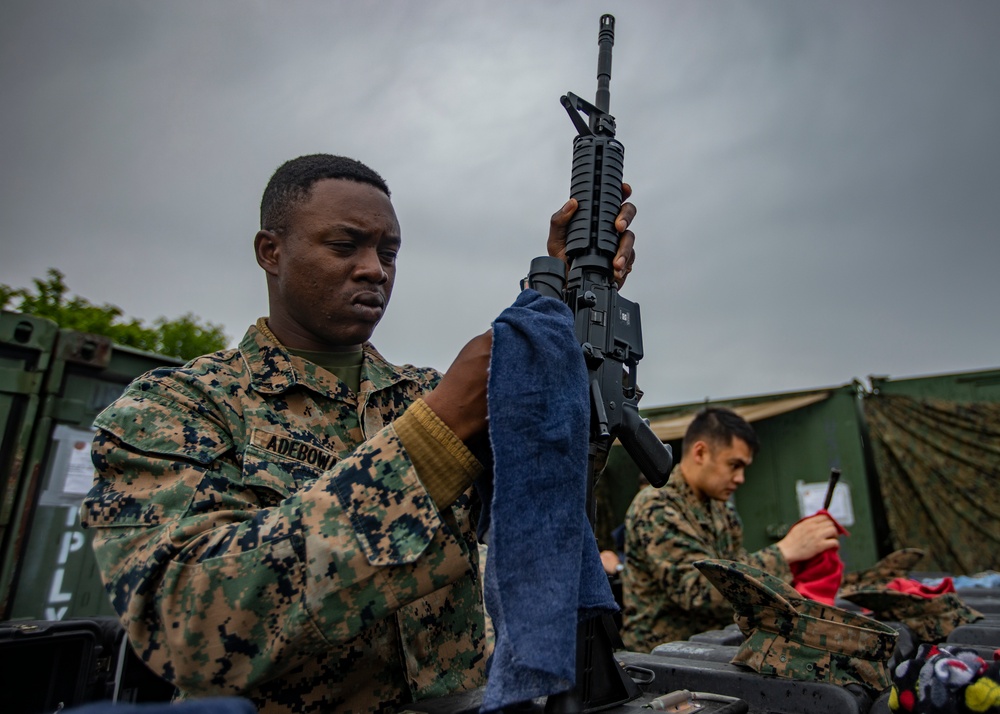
[260,154,391,232]
[683,407,760,457]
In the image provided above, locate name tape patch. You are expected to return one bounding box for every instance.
[250,428,336,471]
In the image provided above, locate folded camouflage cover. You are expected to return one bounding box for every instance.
[696,558,899,692]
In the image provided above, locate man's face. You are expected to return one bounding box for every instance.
[267,178,400,350]
[689,437,753,502]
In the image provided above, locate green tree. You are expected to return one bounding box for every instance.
[1,269,228,360]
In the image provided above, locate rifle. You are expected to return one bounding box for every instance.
[527,14,674,712]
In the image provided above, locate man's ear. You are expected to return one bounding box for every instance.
[689,440,709,465]
[254,229,281,276]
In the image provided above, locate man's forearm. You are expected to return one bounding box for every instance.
[394,398,483,509]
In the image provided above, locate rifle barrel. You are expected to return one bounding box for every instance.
[595,14,615,114]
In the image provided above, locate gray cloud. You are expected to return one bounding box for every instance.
[2,0,998,406]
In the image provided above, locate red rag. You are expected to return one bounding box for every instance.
[886,576,956,598]
[789,509,848,605]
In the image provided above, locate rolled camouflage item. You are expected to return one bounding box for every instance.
[838,587,983,644]
[695,559,899,692]
[840,548,927,590]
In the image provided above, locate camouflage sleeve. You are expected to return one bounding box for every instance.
[632,497,734,622]
[82,377,474,697]
[394,398,482,509]
[745,543,792,583]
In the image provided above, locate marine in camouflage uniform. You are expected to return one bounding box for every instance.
[81,154,640,713]
[82,320,488,712]
[621,407,839,653]
[621,465,789,651]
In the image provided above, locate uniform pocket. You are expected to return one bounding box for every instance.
[242,428,338,506]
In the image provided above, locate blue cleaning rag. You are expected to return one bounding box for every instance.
[479,289,618,713]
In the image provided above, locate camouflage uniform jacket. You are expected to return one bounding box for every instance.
[81,324,488,713]
[621,466,790,652]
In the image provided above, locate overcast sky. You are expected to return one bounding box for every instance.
[2,1,998,407]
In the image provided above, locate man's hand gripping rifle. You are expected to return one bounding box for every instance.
[525,14,673,711]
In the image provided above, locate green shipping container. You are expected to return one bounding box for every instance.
[1,321,181,621]
[0,312,61,618]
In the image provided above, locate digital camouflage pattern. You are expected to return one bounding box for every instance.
[840,548,927,591]
[838,549,984,644]
[621,467,791,652]
[81,323,489,713]
[696,559,899,692]
[839,587,983,644]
